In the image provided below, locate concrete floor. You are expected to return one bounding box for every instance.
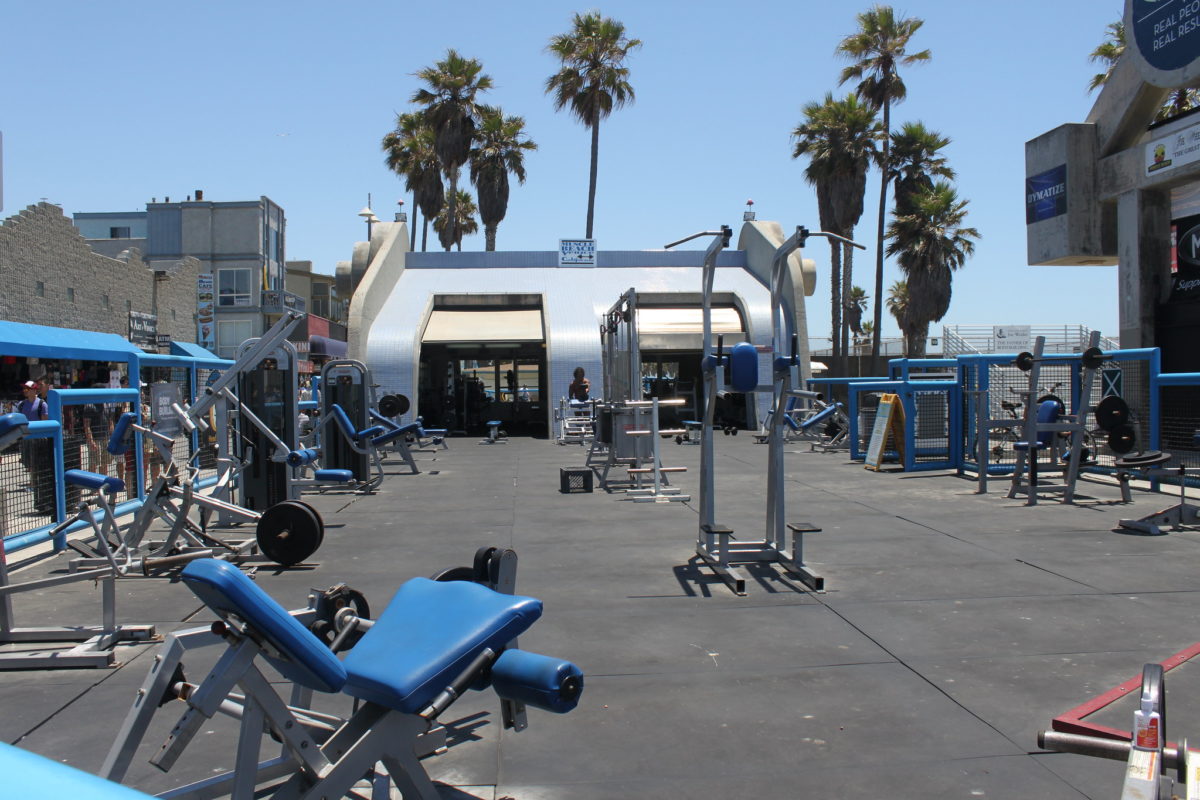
[3,435,1200,799]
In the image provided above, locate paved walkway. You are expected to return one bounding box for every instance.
[3,436,1199,799]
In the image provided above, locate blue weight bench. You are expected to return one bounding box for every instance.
[1008,399,1066,505]
[101,558,582,799]
[372,409,448,451]
[481,419,506,445]
[328,402,420,479]
[284,446,358,493]
[0,741,154,798]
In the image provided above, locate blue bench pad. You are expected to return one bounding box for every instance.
[314,469,354,482]
[0,413,29,439]
[800,404,838,431]
[0,742,153,798]
[180,559,347,693]
[371,422,421,446]
[64,469,125,493]
[342,577,542,714]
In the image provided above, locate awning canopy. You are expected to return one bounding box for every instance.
[422,309,545,344]
[310,335,348,357]
[637,306,742,335]
[169,340,228,365]
[0,320,141,362]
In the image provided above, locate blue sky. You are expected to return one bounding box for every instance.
[1,0,1121,341]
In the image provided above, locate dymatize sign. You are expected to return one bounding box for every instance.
[1025,165,1067,224]
[1131,0,1200,72]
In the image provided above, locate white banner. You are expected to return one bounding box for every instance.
[1146,119,1200,177]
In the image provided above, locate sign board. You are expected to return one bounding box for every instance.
[1168,212,1200,301]
[128,311,158,349]
[197,273,215,350]
[150,382,182,438]
[1128,0,1200,83]
[1025,165,1067,224]
[1145,120,1200,178]
[994,325,1031,353]
[558,238,596,267]
[865,393,905,471]
[156,334,171,347]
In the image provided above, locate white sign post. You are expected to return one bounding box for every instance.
[559,239,596,267]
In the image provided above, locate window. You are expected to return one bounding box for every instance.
[35,281,44,298]
[127,299,132,312]
[67,287,75,303]
[102,294,110,310]
[109,226,131,239]
[171,308,176,320]
[218,269,253,306]
[217,320,254,359]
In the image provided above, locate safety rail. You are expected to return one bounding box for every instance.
[942,325,1119,356]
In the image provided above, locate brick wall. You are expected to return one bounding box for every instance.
[0,202,200,343]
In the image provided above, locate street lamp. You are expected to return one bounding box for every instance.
[395,199,407,223]
[358,205,379,240]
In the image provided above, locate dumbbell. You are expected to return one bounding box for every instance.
[1014,347,1105,372]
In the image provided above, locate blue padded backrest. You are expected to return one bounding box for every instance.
[329,404,358,441]
[180,559,347,693]
[0,742,153,798]
[729,342,758,393]
[342,577,542,714]
[800,403,838,431]
[1035,400,1061,446]
[108,412,136,455]
[0,412,29,438]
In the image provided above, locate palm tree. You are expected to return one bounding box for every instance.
[382,111,443,252]
[469,107,537,252]
[546,12,641,239]
[412,50,493,251]
[846,286,868,336]
[837,4,931,361]
[889,122,954,217]
[885,280,917,356]
[792,93,880,373]
[433,189,479,252]
[886,182,980,358]
[1088,21,1125,92]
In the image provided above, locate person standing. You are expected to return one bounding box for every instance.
[16,380,51,514]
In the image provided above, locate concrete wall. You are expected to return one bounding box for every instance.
[346,220,409,362]
[0,202,201,343]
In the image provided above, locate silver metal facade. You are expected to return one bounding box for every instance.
[364,251,777,429]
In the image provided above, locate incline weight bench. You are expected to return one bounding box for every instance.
[102,557,582,799]
[327,402,419,480]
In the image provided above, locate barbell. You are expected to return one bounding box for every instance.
[1014,346,1105,372]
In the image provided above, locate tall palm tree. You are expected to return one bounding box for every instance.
[889,121,954,217]
[886,182,980,358]
[546,12,641,239]
[433,189,479,252]
[469,107,537,252]
[837,4,931,361]
[1088,21,1125,92]
[846,285,868,336]
[885,280,918,356]
[793,92,880,372]
[382,111,443,252]
[412,50,493,251]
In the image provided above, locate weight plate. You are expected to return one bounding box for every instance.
[1106,424,1138,455]
[257,500,324,566]
[378,394,411,418]
[1094,396,1131,431]
[1142,663,1166,743]
[1015,352,1034,371]
[431,565,475,582]
[1080,346,1106,370]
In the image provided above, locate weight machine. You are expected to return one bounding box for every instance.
[667,225,857,595]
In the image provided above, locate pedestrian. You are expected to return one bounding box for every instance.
[16,380,52,514]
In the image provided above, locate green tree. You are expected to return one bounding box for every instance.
[889,121,954,217]
[792,92,880,372]
[837,4,931,360]
[412,50,493,251]
[885,182,980,358]
[846,285,868,335]
[546,12,641,239]
[382,111,444,252]
[469,107,537,252]
[1088,20,1125,92]
[433,189,479,252]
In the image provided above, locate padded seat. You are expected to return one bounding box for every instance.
[371,421,422,447]
[330,404,385,443]
[64,469,125,494]
[342,577,542,714]
[0,412,29,438]
[1014,399,1062,452]
[0,742,152,799]
[313,468,354,483]
[800,403,839,431]
[180,559,348,693]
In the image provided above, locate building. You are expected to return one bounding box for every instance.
[0,201,201,352]
[346,217,817,436]
[1026,0,1200,373]
[75,192,297,359]
[286,260,348,372]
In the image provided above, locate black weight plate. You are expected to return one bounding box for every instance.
[378,394,411,418]
[1015,352,1034,371]
[1094,395,1130,431]
[1106,424,1138,455]
[1142,663,1166,743]
[257,500,323,566]
[431,565,475,582]
[1081,346,1106,370]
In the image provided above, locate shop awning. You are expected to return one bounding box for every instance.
[637,306,743,335]
[422,309,545,344]
[310,335,348,357]
[169,340,228,364]
[0,320,141,362]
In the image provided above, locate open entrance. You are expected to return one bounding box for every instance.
[417,298,548,438]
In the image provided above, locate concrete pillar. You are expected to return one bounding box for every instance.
[1117,189,1169,347]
